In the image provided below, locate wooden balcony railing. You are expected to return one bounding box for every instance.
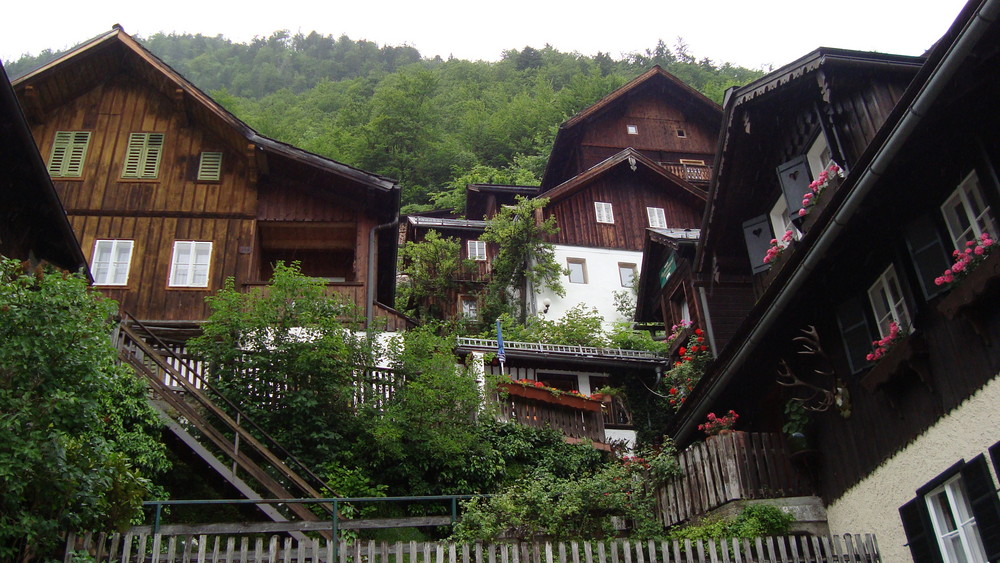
[655,431,814,527]
[661,162,712,183]
[495,382,608,450]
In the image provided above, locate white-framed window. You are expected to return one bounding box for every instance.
[941,171,997,249]
[925,475,989,563]
[460,296,479,320]
[626,124,638,135]
[618,263,637,287]
[91,240,134,286]
[769,197,800,243]
[868,264,912,337]
[47,131,91,177]
[168,241,212,287]
[647,207,667,228]
[806,134,834,180]
[467,240,487,261]
[676,129,687,138]
[197,151,223,181]
[595,202,614,224]
[121,132,165,179]
[567,258,588,284]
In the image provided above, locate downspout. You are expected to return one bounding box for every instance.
[675,0,1000,443]
[367,214,399,328]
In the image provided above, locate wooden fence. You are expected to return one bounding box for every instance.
[655,432,814,528]
[65,533,881,563]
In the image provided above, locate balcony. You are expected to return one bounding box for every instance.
[494,381,609,450]
[661,162,712,183]
[655,431,815,527]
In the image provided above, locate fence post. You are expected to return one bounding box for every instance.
[152,503,162,535]
[451,497,458,527]
[332,499,339,563]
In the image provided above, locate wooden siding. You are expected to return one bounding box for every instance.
[546,169,704,251]
[72,215,254,321]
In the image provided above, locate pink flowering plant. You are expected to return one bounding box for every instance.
[763,229,795,265]
[797,163,844,218]
[508,378,592,400]
[866,321,906,362]
[934,233,995,286]
[664,320,693,348]
[698,410,739,436]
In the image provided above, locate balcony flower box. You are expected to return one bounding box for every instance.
[861,332,931,394]
[498,381,601,412]
[937,249,1000,337]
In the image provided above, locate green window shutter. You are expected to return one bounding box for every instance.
[121,132,164,179]
[48,131,91,177]
[197,151,223,181]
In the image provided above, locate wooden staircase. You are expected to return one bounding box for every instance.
[114,313,334,529]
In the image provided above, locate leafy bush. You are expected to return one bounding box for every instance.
[666,503,794,542]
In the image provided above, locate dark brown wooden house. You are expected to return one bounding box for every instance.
[11,27,408,339]
[0,61,87,272]
[650,0,1000,559]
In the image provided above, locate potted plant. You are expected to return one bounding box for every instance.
[590,385,622,403]
[698,410,739,437]
[782,400,811,452]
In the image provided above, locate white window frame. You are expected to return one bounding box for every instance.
[867,264,912,337]
[647,207,667,228]
[460,296,479,320]
[48,131,91,177]
[567,258,588,284]
[925,475,989,563]
[626,124,639,135]
[806,134,834,180]
[467,240,487,261]
[618,263,637,288]
[168,241,213,288]
[941,171,997,249]
[595,202,614,224]
[768,197,800,243]
[197,151,223,181]
[121,132,165,179]
[91,240,134,286]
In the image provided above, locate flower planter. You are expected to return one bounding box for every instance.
[498,382,602,412]
[860,332,931,395]
[936,250,1000,341]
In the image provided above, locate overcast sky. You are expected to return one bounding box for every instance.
[3,0,970,70]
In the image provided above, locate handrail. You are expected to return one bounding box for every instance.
[121,312,334,496]
[456,337,667,361]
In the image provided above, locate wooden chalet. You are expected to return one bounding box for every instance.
[0,61,87,272]
[640,0,1000,559]
[11,26,408,343]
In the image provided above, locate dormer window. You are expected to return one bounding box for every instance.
[626,125,638,135]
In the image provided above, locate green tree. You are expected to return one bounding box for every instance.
[396,231,474,322]
[0,259,168,559]
[188,262,371,469]
[480,196,564,323]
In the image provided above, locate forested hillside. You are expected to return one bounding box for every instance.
[7,32,764,212]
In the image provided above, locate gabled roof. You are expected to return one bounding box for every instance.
[0,62,88,274]
[541,66,723,190]
[12,26,399,204]
[543,148,707,204]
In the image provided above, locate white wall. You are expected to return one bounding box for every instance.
[825,373,1000,562]
[531,245,644,328]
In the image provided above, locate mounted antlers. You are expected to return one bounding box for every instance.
[776,325,852,417]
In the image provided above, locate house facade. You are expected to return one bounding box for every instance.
[11,27,408,344]
[643,0,1000,560]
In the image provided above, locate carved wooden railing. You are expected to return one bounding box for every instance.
[661,162,713,183]
[655,431,815,527]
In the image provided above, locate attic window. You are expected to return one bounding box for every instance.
[594,202,615,224]
[676,129,687,138]
[626,125,639,135]
[197,152,223,181]
[121,132,165,179]
[48,131,91,177]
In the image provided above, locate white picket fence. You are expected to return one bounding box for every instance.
[65,532,880,563]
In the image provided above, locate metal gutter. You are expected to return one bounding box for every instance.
[675,0,1000,443]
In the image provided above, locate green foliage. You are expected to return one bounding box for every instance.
[481,196,564,323]
[396,231,475,322]
[452,460,663,541]
[0,259,167,559]
[782,400,810,437]
[666,503,794,542]
[188,262,368,470]
[608,322,668,354]
[660,332,712,412]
